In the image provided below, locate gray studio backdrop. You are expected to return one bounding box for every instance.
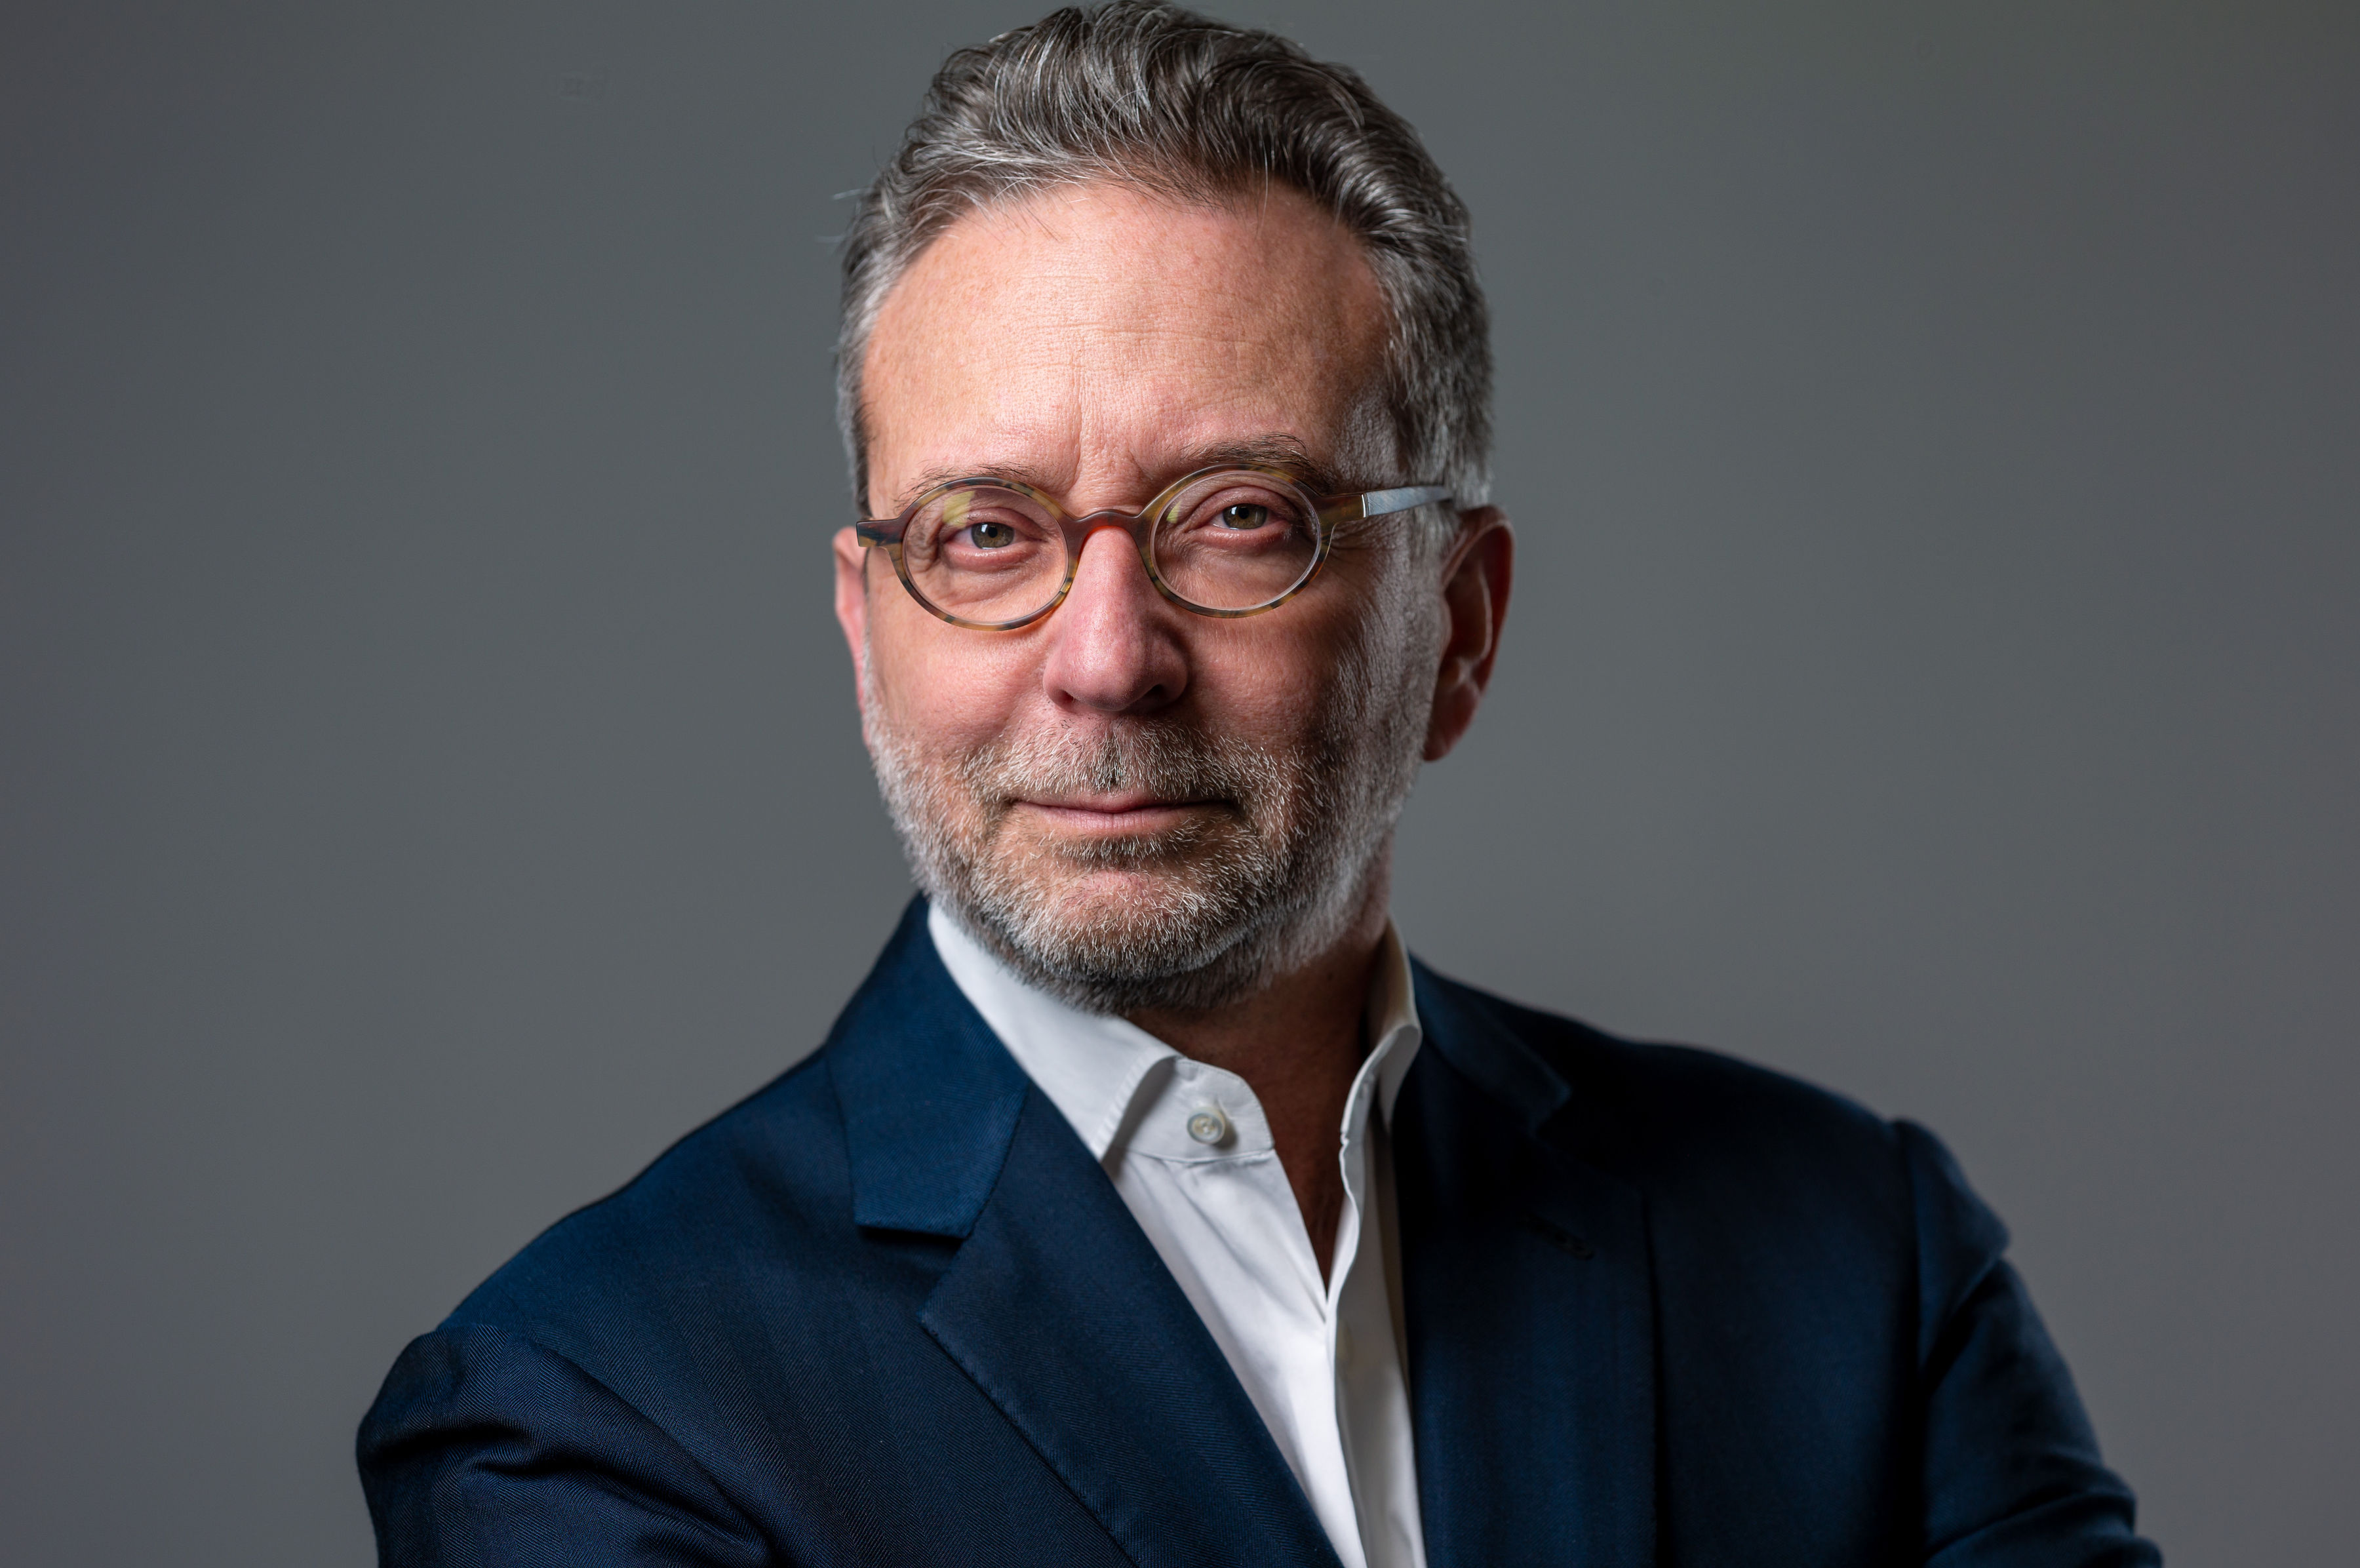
[5,2,2353,1562]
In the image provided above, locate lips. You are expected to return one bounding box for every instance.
[1013,794,1223,832]
[1023,791,1204,814]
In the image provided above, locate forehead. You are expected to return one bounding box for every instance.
[861,181,1388,510]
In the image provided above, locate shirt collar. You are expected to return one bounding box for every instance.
[1364,920,1421,1127]
[927,903,1423,1163]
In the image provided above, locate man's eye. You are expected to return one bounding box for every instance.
[1219,503,1272,530]
[968,520,1019,549]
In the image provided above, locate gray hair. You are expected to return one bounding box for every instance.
[836,1,1491,516]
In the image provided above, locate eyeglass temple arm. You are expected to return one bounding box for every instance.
[1321,486,1454,526]
[854,519,903,546]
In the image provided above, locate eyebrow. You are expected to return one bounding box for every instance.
[879,437,1352,515]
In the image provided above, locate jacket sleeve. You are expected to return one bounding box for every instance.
[357,1322,770,1567]
[1898,1120,2162,1567]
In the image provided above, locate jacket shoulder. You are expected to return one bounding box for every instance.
[1418,965,1893,1148]
[1412,964,1921,1244]
[425,898,992,1374]
[445,1048,854,1335]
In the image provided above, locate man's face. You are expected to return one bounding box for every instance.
[835,181,1453,1013]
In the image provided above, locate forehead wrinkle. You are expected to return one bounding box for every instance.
[881,435,1344,516]
[875,362,1357,513]
[880,358,1348,504]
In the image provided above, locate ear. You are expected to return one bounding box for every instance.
[1425,507,1513,762]
[832,526,872,694]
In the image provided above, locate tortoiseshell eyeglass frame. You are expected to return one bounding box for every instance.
[853,463,1454,631]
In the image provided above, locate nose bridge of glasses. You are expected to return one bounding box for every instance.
[1061,505,1159,557]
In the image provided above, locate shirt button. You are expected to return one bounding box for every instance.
[1185,1107,1230,1146]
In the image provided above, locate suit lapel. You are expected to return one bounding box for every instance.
[923,1089,1344,1568]
[1398,964,1659,1568]
[828,900,1339,1568]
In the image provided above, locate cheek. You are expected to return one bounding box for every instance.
[1185,606,1367,735]
[866,597,1036,745]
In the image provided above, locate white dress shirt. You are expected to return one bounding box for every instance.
[929,905,1428,1568]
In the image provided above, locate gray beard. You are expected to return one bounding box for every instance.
[860,625,1430,1016]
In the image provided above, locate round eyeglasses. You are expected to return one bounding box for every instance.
[854,465,1453,631]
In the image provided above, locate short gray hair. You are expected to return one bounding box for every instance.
[837,1,1491,514]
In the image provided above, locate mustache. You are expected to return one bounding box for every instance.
[957,720,1282,812]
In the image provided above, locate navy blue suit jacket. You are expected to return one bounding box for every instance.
[359,900,2157,1565]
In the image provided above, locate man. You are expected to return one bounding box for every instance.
[359,6,2157,1564]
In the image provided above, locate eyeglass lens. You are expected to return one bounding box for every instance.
[897,469,1322,622]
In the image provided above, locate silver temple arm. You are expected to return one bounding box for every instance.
[1356,484,1454,519]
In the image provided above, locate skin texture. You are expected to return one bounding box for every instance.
[835,181,1512,1274]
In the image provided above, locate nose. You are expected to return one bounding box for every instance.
[1038,522,1190,716]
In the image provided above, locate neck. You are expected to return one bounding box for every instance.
[1126,852,1394,1280]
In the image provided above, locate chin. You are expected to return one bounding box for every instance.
[1023,862,1226,933]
